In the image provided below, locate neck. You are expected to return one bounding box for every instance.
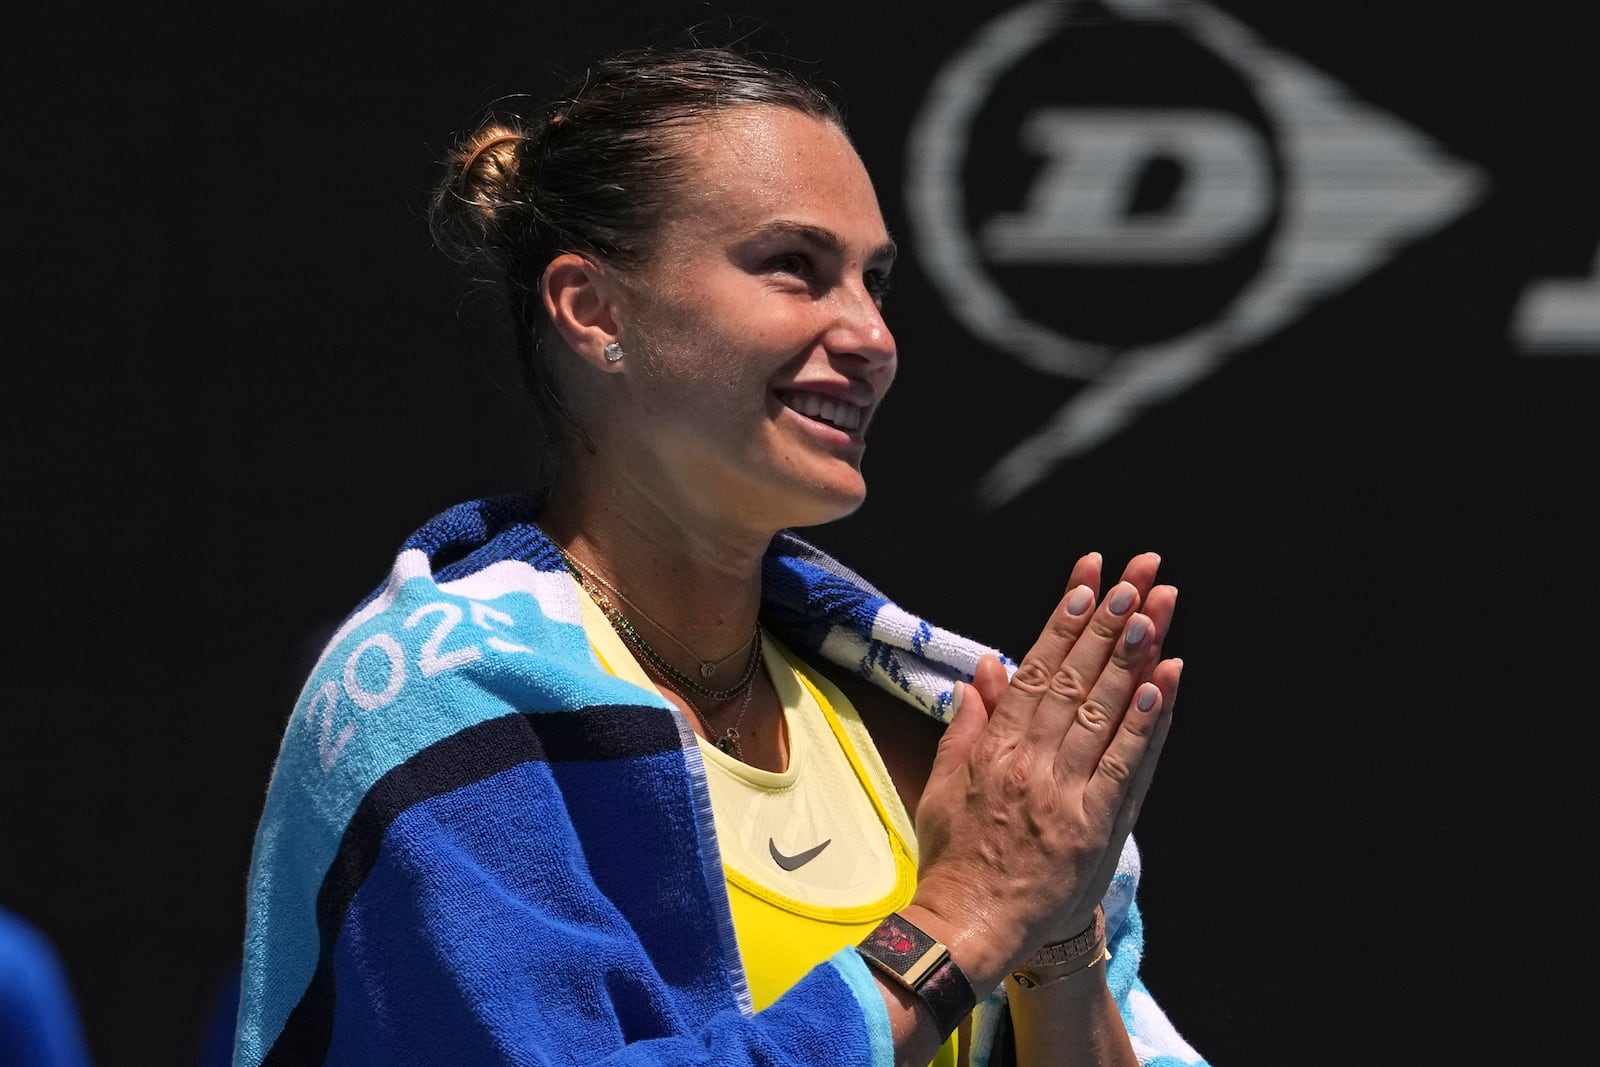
[539,464,774,683]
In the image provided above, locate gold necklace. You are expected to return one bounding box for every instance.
[561,549,756,678]
[655,660,757,759]
[558,547,762,702]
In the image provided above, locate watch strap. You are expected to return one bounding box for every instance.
[856,912,977,1040]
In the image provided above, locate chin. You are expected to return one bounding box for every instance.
[721,441,871,532]
[780,468,869,529]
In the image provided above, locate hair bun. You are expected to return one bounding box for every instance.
[455,126,526,203]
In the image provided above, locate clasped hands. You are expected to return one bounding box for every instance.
[904,551,1181,994]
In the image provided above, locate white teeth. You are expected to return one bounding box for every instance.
[784,392,863,431]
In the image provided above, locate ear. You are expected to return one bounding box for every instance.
[542,253,627,371]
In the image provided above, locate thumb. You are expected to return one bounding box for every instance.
[929,676,990,787]
[973,652,1011,714]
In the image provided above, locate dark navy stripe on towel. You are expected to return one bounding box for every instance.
[263,703,680,1066]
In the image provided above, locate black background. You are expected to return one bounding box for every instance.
[8,2,1597,1064]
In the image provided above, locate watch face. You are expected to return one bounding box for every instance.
[858,914,977,1041]
[863,914,945,986]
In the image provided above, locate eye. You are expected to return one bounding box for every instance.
[767,252,814,279]
[865,269,893,306]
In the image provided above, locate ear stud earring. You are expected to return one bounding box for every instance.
[603,342,624,363]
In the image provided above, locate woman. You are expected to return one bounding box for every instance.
[235,44,1201,1067]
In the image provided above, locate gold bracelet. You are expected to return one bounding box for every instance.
[1008,906,1109,989]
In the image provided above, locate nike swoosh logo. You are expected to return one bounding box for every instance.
[769,837,832,871]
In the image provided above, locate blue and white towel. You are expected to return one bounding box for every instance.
[235,494,1205,1067]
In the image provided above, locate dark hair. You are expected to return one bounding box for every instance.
[428,44,846,487]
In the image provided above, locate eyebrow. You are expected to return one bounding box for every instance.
[749,220,898,267]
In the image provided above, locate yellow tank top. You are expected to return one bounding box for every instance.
[577,596,959,1067]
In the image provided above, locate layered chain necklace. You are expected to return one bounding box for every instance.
[557,545,762,758]
[674,673,756,760]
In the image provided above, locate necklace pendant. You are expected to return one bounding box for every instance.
[715,736,735,754]
[699,662,716,679]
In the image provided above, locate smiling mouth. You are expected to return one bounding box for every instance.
[778,391,865,432]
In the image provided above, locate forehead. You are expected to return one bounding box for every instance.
[661,105,886,247]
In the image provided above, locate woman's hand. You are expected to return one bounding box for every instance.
[902,552,1181,991]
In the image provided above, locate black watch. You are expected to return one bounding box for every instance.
[856,912,977,1041]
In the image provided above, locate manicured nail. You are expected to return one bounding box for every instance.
[1124,615,1149,647]
[1065,586,1094,617]
[1136,684,1159,712]
[950,684,964,715]
[1107,583,1135,615]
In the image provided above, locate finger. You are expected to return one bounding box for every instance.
[984,552,1103,737]
[1085,658,1182,839]
[1141,585,1178,653]
[1026,576,1143,744]
[1060,657,1182,930]
[1045,552,1162,717]
[1066,552,1103,600]
[1115,551,1162,601]
[1050,598,1160,776]
[1152,656,1183,710]
[1095,661,1181,879]
[1095,585,1176,720]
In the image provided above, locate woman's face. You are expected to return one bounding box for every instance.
[600,105,898,534]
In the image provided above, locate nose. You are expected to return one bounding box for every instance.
[826,281,897,382]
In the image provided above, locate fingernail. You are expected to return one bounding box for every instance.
[1124,615,1149,647]
[1065,586,1093,617]
[1107,584,1135,615]
[950,684,964,714]
[1136,685,1159,712]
